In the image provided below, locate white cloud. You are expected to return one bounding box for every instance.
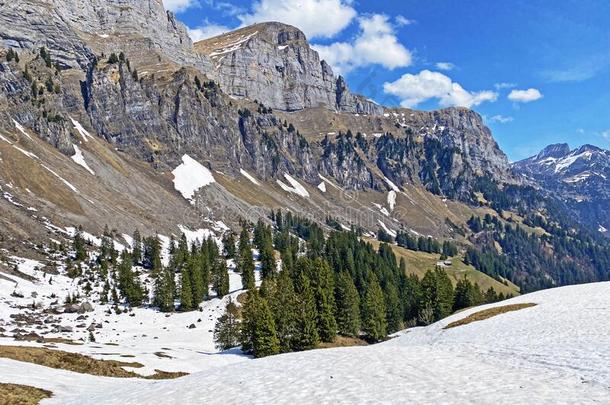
[435,62,455,71]
[238,0,356,39]
[383,70,498,108]
[494,82,516,90]
[489,115,514,124]
[163,0,198,13]
[313,14,412,74]
[508,88,543,103]
[188,23,231,41]
[601,130,610,140]
[395,15,415,26]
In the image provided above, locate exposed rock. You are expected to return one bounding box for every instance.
[195,22,383,115]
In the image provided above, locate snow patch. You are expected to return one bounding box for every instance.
[13,120,33,140]
[277,173,309,198]
[171,154,216,203]
[378,220,397,237]
[42,164,78,193]
[388,190,397,211]
[599,225,608,233]
[71,144,95,175]
[70,118,93,142]
[317,182,327,193]
[240,169,260,185]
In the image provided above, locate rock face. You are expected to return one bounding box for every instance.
[514,144,610,236]
[0,0,211,70]
[195,22,383,114]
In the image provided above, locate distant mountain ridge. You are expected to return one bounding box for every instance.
[514,143,610,236]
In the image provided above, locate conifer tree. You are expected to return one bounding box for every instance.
[132,229,142,265]
[363,278,387,342]
[180,267,194,311]
[214,300,240,350]
[238,236,255,290]
[308,258,337,342]
[154,268,175,312]
[384,282,402,333]
[270,269,298,352]
[117,251,144,307]
[292,272,319,350]
[252,296,280,358]
[73,227,87,261]
[190,253,205,304]
[223,232,236,258]
[335,271,360,337]
[212,258,230,298]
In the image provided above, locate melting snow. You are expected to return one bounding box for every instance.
[378,220,397,237]
[13,120,33,140]
[240,169,260,185]
[209,32,258,57]
[317,182,327,193]
[277,173,309,198]
[172,154,216,203]
[71,144,95,175]
[384,176,400,192]
[600,225,608,233]
[41,164,78,193]
[70,118,93,142]
[388,190,397,211]
[0,134,12,144]
[12,145,39,160]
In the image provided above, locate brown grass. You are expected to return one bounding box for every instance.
[0,346,186,380]
[0,383,52,405]
[318,335,368,349]
[444,303,537,329]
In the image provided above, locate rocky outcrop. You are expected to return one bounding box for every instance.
[195,22,383,115]
[0,0,211,71]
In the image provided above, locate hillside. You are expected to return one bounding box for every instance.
[1,282,608,403]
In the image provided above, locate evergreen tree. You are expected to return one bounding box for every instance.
[238,240,255,290]
[335,271,360,337]
[73,227,87,261]
[252,296,280,357]
[223,232,236,258]
[117,251,144,306]
[212,258,230,298]
[214,300,240,350]
[180,266,194,311]
[154,267,175,312]
[132,230,142,265]
[292,272,319,350]
[363,278,387,342]
[308,258,337,342]
[269,270,298,352]
[384,282,402,333]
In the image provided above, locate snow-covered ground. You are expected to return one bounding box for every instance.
[1,281,608,403]
[172,154,216,202]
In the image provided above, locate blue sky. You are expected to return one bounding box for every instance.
[165,0,610,161]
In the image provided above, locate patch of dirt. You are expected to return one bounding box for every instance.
[443,303,537,329]
[318,335,368,349]
[0,383,52,405]
[0,346,186,380]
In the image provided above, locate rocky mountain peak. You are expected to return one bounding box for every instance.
[195,22,383,114]
[535,143,570,160]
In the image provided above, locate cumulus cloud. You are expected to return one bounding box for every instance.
[314,14,412,74]
[488,115,514,124]
[163,0,198,13]
[435,62,455,71]
[188,23,231,41]
[238,0,356,39]
[507,88,543,103]
[383,70,498,108]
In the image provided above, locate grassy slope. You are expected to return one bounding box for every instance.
[367,239,520,296]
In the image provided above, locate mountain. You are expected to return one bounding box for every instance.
[514,144,610,236]
[194,22,382,114]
